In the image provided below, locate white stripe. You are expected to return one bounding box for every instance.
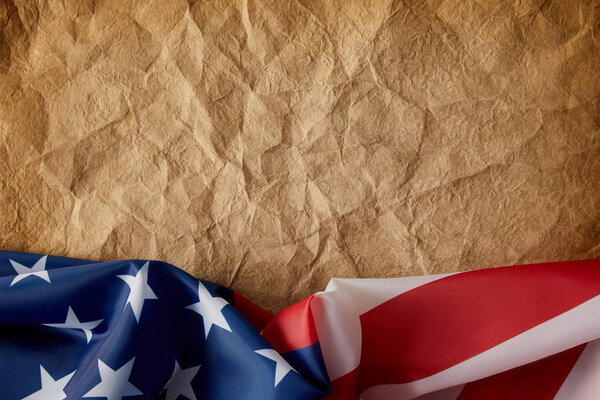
[554,339,600,400]
[361,294,600,400]
[313,274,452,380]
[325,274,454,315]
[413,385,464,400]
[311,290,361,380]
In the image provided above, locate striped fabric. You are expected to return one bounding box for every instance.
[262,259,600,399]
[1,251,598,399]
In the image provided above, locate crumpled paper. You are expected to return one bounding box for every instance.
[1,0,599,312]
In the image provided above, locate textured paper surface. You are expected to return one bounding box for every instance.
[1,0,599,312]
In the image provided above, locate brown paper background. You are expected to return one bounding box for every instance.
[1,0,599,312]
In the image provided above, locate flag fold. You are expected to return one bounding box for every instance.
[0,251,598,399]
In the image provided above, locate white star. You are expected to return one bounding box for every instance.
[83,358,142,400]
[185,282,232,339]
[117,262,158,323]
[255,349,297,388]
[9,255,50,286]
[43,306,104,343]
[22,365,75,400]
[163,361,201,400]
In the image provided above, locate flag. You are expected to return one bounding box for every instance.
[0,250,599,399]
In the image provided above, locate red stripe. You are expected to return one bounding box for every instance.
[324,369,360,400]
[261,295,319,353]
[357,259,600,391]
[233,292,273,332]
[457,343,586,400]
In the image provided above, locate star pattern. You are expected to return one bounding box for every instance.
[117,262,158,323]
[22,365,75,400]
[0,253,321,399]
[9,255,50,286]
[163,361,201,400]
[83,358,143,400]
[43,306,104,343]
[255,349,297,388]
[185,282,232,339]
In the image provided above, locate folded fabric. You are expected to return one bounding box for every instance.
[0,251,598,399]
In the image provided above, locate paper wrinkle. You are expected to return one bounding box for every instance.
[1,0,599,312]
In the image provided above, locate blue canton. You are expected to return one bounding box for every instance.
[0,251,329,400]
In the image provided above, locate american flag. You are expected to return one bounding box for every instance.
[0,250,598,399]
